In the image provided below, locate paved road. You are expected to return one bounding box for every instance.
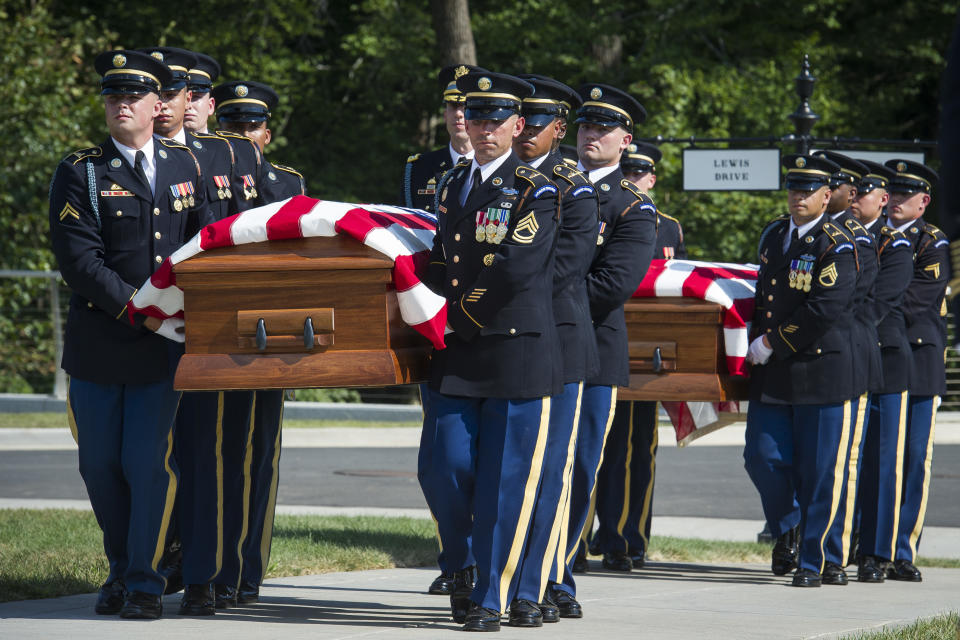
[3,444,958,526]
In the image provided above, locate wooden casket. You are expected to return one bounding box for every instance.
[173,235,432,391]
[173,236,748,401]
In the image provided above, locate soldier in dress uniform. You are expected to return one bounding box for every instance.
[743,154,859,588]
[49,50,208,618]
[883,159,946,582]
[848,160,914,582]
[184,52,220,134]
[211,79,306,607]
[591,141,685,573]
[546,84,657,616]
[507,74,598,627]
[417,71,562,632]
[400,64,483,212]
[814,151,879,585]
[210,82,268,214]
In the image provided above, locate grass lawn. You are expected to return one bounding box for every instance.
[0,412,418,429]
[840,611,959,639]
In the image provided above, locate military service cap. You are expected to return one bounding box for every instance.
[137,47,197,91]
[814,150,869,188]
[212,80,279,123]
[782,154,841,191]
[439,64,486,103]
[857,160,895,194]
[95,49,172,96]
[457,72,534,122]
[621,141,662,174]
[187,52,221,94]
[575,83,646,131]
[517,74,581,127]
[885,159,938,194]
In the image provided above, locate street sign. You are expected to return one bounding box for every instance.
[682,148,782,191]
[814,149,926,165]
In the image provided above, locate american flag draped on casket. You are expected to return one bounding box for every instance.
[128,195,757,443]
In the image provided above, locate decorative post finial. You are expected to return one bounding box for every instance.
[788,54,820,154]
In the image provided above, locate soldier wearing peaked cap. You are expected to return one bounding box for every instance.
[209,81,269,214]
[416,70,562,632]
[548,83,657,615]
[507,73,598,626]
[400,64,485,212]
[592,139,685,575]
[882,159,946,583]
[743,153,859,588]
[847,160,915,583]
[184,52,221,134]
[811,151,880,584]
[48,49,209,619]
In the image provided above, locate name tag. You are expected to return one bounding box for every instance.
[100,190,134,196]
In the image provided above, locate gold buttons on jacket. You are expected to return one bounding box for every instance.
[509,328,517,335]
[116,210,122,216]
[155,255,162,264]
[153,207,160,216]
[767,295,773,301]
[816,348,822,354]
[87,301,93,308]
[453,255,460,263]
[766,311,772,318]
[154,232,161,239]
[771,278,777,286]
[451,279,459,287]
[454,233,461,241]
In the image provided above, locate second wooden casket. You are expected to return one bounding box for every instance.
[172,235,432,391]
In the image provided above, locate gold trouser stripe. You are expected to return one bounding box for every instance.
[235,393,257,579]
[498,397,551,613]
[637,405,659,549]
[151,410,180,574]
[66,380,79,445]
[539,383,582,599]
[259,395,285,577]
[908,396,938,560]
[614,402,636,552]
[566,386,618,565]
[840,393,868,563]
[210,392,225,581]
[890,391,908,560]
[817,400,851,573]
[552,393,581,584]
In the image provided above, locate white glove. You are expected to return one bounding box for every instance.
[444,322,454,335]
[155,317,185,343]
[746,335,773,365]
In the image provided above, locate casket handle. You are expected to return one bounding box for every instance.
[304,317,315,350]
[652,347,662,373]
[256,318,267,351]
[238,308,335,352]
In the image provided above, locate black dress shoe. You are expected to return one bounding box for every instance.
[508,599,542,627]
[449,566,475,624]
[857,556,885,583]
[887,559,922,582]
[602,551,633,571]
[571,545,588,574]
[119,590,163,619]
[179,583,216,616]
[161,541,184,595]
[629,548,646,569]
[539,595,559,623]
[791,568,821,588]
[463,603,501,632]
[549,584,582,618]
[428,572,455,595]
[771,526,799,576]
[821,562,848,586]
[214,583,238,609]
[237,580,260,604]
[94,581,126,615]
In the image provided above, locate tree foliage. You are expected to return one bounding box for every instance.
[1,0,956,391]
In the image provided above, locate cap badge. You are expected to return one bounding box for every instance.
[897,161,907,172]
[150,51,164,61]
[590,87,602,100]
[235,85,249,97]
[112,54,126,68]
[454,65,469,79]
[110,158,122,168]
[796,157,806,168]
[477,77,492,91]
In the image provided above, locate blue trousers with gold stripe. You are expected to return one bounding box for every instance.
[69,377,181,595]
[514,382,582,603]
[175,390,255,585]
[824,393,870,566]
[858,391,908,561]
[895,395,938,562]
[744,400,849,574]
[593,400,658,556]
[240,389,285,588]
[418,390,551,613]
[552,384,617,597]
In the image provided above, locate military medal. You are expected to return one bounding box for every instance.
[597,221,607,245]
[241,174,256,200]
[169,184,184,211]
[485,208,497,243]
[185,181,195,207]
[476,211,486,242]
[214,175,230,199]
[788,260,798,288]
[495,209,509,243]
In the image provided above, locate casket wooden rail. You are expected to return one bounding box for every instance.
[173,235,748,401]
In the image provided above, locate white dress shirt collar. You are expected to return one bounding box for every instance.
[449,143,474,166]
[577,161,618,184]
[785,214,824,252]
[528,152,551,169]
[112,136,157,195]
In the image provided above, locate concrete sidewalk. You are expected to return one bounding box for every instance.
[1,564,957,639]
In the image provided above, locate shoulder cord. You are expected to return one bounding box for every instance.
[404,159,414,208]
[86,159,101,231]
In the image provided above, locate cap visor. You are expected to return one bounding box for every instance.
[575,114,621,128]
[522,113,557,127]
[465,106,516,121]
[785,178,827,191]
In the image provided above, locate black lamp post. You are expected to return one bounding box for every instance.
[787,55,820,154]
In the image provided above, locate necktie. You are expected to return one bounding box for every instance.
[461,167,482,206]
[784,227,799,253]
[134,150,150,193]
